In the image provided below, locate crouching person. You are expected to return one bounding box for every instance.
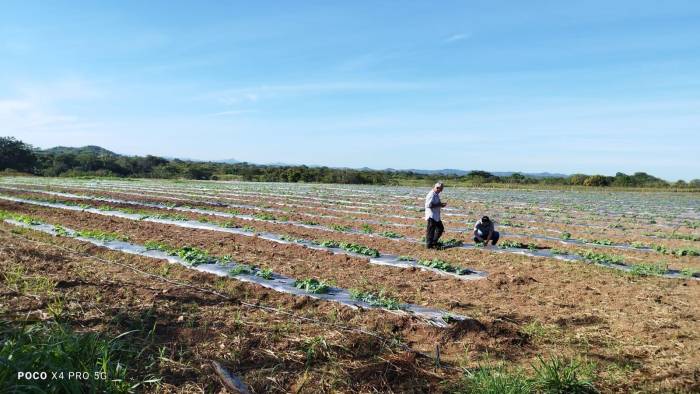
[473,216,499,246]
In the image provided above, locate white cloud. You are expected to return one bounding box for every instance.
[0,78,103,139]
[444,33,471,43]
[207,109,259,117]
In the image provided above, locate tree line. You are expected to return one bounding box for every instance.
[1,136,697,188]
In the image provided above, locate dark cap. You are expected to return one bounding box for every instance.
[482,216,490,222]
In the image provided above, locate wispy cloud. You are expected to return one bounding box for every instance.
[444,33,471,43]
[197,81,428,106]
[0,78,103,136]
[207,109,259,117]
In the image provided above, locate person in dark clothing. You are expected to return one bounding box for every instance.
[424,182,446,248]
[473,216,500,246]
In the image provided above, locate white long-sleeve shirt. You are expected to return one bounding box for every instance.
[424,190,442,221]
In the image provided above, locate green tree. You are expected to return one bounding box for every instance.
[0,136,38,172]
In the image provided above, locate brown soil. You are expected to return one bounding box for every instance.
[2,198,700,392]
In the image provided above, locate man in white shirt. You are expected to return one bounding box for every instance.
[425,182,447,249]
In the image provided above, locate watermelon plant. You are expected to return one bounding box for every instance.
[629,263,667,277]
[439,238,464,248]
[319,240,380,257]
[577,250,624,265]
[418,259,472,275]
[499,240,539,250]
[253,212,276,221]
[294,278,331,294]
[379,231,403,239]
[680,268,699,278]
[229,264,253,276]
[256,268,274,280]
[75,229,128,242]
[176,246,215,266]
[349,289,402,310]
[52,225,70,237]
[330,224,352,232]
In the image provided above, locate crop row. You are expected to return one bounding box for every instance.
[1,213,462,326]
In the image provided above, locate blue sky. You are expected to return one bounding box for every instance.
[1,1,699,180]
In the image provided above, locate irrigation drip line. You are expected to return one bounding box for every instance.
[0,226,454,369]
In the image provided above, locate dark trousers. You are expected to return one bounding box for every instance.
[473,231,500,245]
[426,218,444,248]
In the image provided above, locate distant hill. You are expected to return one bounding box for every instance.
[41,145,119,156]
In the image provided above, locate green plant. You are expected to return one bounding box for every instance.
[438,238,464,248]
[349,289,402,310]
[454,365,531,394]
[361,224,374,234]
[379,231,403,239]
[550,248,569,255]
[0,321,152,392]
[674,248,700,257]
[629,263,667,277]
[280,235,306,243]
[294,278,331,294]
[253,212,276,221]
[500,240,527,249]
[52,225,71,237]
[330,224,352,232]
[577,251,624,265]
[319,240,380,257]
[176,246,214,266]
[0,210,42,225]
[680,268,699,278]
[398,255,413,261]
[588,239,613,246]
[256,268,273,280]
[561,232,572,240]
[418,259,472,275]
[75,229,128,242]
[143,240,173,253]
[229,264,253,276]
[530,356,597,393]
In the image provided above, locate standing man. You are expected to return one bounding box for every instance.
[425,182,447,249]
